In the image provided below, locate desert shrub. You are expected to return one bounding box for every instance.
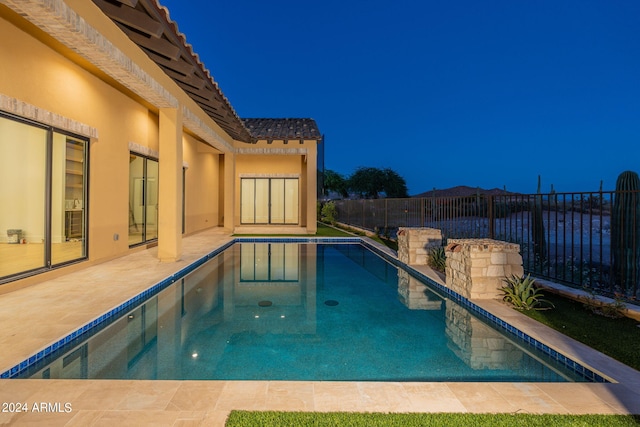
[320,201,337,225]
[501,274,553,310]
[427,247,447,272]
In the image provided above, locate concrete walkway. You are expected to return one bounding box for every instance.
[0,228,639,426]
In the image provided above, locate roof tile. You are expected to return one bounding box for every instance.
[242,118,321,142]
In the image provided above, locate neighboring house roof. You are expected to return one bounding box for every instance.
[242,118,322,143]
[92,0,254,143]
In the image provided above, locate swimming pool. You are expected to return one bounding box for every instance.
[6,240,605,382]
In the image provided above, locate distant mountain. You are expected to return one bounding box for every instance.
[412,185,518,198]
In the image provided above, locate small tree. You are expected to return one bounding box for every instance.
[320,201,338,225]
[348,167,384,198]
[323,169,349,198]
[348,167,408,199]
[382,168,409,198]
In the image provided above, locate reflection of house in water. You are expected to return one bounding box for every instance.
[397,269,443,310]
[445,300,523,370]
[29,243,317,379]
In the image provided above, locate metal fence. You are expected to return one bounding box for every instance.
[332,191,640,302]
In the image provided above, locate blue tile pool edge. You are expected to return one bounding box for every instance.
[359,239,611,384]
[0,236,609,383]
[0,237,360,379]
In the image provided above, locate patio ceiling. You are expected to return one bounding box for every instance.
[92,0,254,143]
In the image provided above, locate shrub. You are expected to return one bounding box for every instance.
[581,291,627,319]
[501,274,553,310]
[427,247,446,272]
[320,201,337,225]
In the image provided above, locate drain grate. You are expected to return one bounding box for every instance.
[324,300,339,306]
[258,300,273,307]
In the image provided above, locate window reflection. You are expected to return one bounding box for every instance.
[240,243,299,282]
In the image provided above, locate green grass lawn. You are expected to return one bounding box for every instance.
[233,222,399,251]
[233,222,353,237]
[315,222,355,237]
[226,411,640,426]
[520,292,640,371]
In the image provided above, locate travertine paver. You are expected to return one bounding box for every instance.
[0,229,639,427]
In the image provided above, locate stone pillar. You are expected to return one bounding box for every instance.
[445,239,523,299]
[397,227,442,265]
[158,107,183,262]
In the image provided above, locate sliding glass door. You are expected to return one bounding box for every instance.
[240,178,299,225]
[52,134,87,264]
[129,154,159,246]
[0,113,88,282]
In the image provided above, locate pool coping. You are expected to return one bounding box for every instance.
[1,236,632,386]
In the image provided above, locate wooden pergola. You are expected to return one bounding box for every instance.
[92,0,255,143]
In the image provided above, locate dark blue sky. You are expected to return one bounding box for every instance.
[160,0,639,194]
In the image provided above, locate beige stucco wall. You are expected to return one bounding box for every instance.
[182,134,220,233]
[0,4,227,289]
[234,138,318,231]
[0,0,321,290]
[0,13,148,262]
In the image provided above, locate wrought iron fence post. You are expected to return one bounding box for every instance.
[488,195,495,239]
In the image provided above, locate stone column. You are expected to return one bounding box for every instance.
[397,227,442,265]
[445,239,523,299]
[158,107,183,262]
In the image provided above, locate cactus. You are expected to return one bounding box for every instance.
[611,171,640,295]
[531,175,546,263]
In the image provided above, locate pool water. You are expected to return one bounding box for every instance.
[20,242,588,382]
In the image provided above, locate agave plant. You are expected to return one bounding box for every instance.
[427,246,447,272]
[500,274,553,310]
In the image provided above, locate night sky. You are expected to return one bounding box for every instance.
[160,0,640,194]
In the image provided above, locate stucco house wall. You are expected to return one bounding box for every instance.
[0,0,321,291]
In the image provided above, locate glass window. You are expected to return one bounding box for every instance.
[52,134,87,265]
[240,179,255,224]
[284,179,299,224]
[255,179,269,224]
[129,155,144,246]
[240,178,299,225]
[270,179,285,224]
[129,154,158,246]
[145,159,158,240]
[0,113,88,283]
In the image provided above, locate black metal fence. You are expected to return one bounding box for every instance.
[332,191,640,302]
